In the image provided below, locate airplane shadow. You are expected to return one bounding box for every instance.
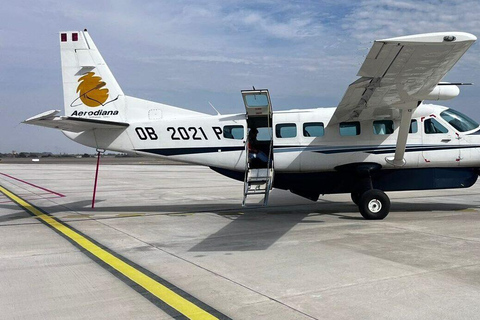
[0,211,32,223]
[189,209,317,252]
[187,200,480,252]
[0,200,94,224]
[1,197,478,252]
[390,202,479,213]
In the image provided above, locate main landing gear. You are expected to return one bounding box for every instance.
[352,189,390,220]
[337,163,391,220]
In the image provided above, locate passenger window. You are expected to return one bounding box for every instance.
[424,118,448,134]
[303,122,324,137]
[340,122,360,136]
[409,120,418,133]
[373,120,394,135]
[276,123,297,138]
[223,125,244,140]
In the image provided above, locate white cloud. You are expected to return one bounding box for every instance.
[228,10,323,40]
[1,0,480,152]
[141,55,255,65]
[343,0,480,42]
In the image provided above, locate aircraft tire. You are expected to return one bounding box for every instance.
[351,192,361,205]
[358,189,390,220]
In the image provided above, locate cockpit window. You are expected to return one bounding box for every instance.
[440,108,479,132]
[424,118,448,134]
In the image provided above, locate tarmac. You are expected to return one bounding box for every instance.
[1,160,480,319]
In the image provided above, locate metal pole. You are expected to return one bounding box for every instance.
[92,150,102,209]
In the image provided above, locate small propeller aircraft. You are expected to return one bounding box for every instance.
[25,30,480,219]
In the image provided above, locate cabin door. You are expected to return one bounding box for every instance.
[241,89,274,167]
[241,89,274,205]
[421,116,460,165]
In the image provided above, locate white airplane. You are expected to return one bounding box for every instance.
[25,30,480,220]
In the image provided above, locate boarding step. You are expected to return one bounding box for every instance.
[247,168,270,181]
[242,168,273,206]
[245,181,268,194]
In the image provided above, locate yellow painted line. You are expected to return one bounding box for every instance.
[217,212,244,216]
[116,213,146,218]
[167,213,194,217]
[0,186,221,320]
[63,214,93,219]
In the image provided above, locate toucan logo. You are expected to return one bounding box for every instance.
[70,72,117,108]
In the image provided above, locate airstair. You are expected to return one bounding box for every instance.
[242,167,273,206]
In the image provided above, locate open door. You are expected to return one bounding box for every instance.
[242,89,272,117]
[241,89,274,167]
[241,89,274,206]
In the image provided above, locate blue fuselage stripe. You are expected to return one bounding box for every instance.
[275,144,480,155]
[136,146,244,156]
[136,144,480,157]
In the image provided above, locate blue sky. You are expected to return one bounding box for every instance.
[1,0,480,153]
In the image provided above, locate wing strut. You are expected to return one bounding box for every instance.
[385,103,418,166]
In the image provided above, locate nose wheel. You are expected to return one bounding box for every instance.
[357,189,390,220]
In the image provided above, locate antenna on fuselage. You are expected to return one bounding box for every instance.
[208,101,221,115]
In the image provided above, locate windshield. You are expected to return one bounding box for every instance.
[440,108,479,132]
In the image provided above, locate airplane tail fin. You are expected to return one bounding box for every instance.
[60,30,125,121]
[59,30,206,123]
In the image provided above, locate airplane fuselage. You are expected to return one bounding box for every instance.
[64,102,480,199]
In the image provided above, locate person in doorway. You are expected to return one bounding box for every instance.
[248,128,269,163]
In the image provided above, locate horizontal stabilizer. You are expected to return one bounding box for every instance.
[23,110,129,132]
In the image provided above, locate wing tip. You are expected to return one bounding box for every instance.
[24,110,61,123]
[378,32,476,43]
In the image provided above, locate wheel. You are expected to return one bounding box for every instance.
[351,192,361,205]
[358,189,390,220]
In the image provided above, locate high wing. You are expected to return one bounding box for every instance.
[23,110,129,132]
[329,32,476,125]
[329,32,476,166]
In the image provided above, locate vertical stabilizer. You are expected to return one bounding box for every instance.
[60,30,125,121]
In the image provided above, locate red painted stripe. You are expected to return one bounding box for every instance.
[0,173,65,197]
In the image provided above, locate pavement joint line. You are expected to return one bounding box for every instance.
[383,222,480,244]
[1,195,63,203]
[0,172,65,197]
[153,246,320,320]
[35,194,319,319]
[0,185,231,320]
[34,182,317,320]
[0,178,52,203]
[285,260,480,298]
[0,249,86,260]
[94,218,319,320]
